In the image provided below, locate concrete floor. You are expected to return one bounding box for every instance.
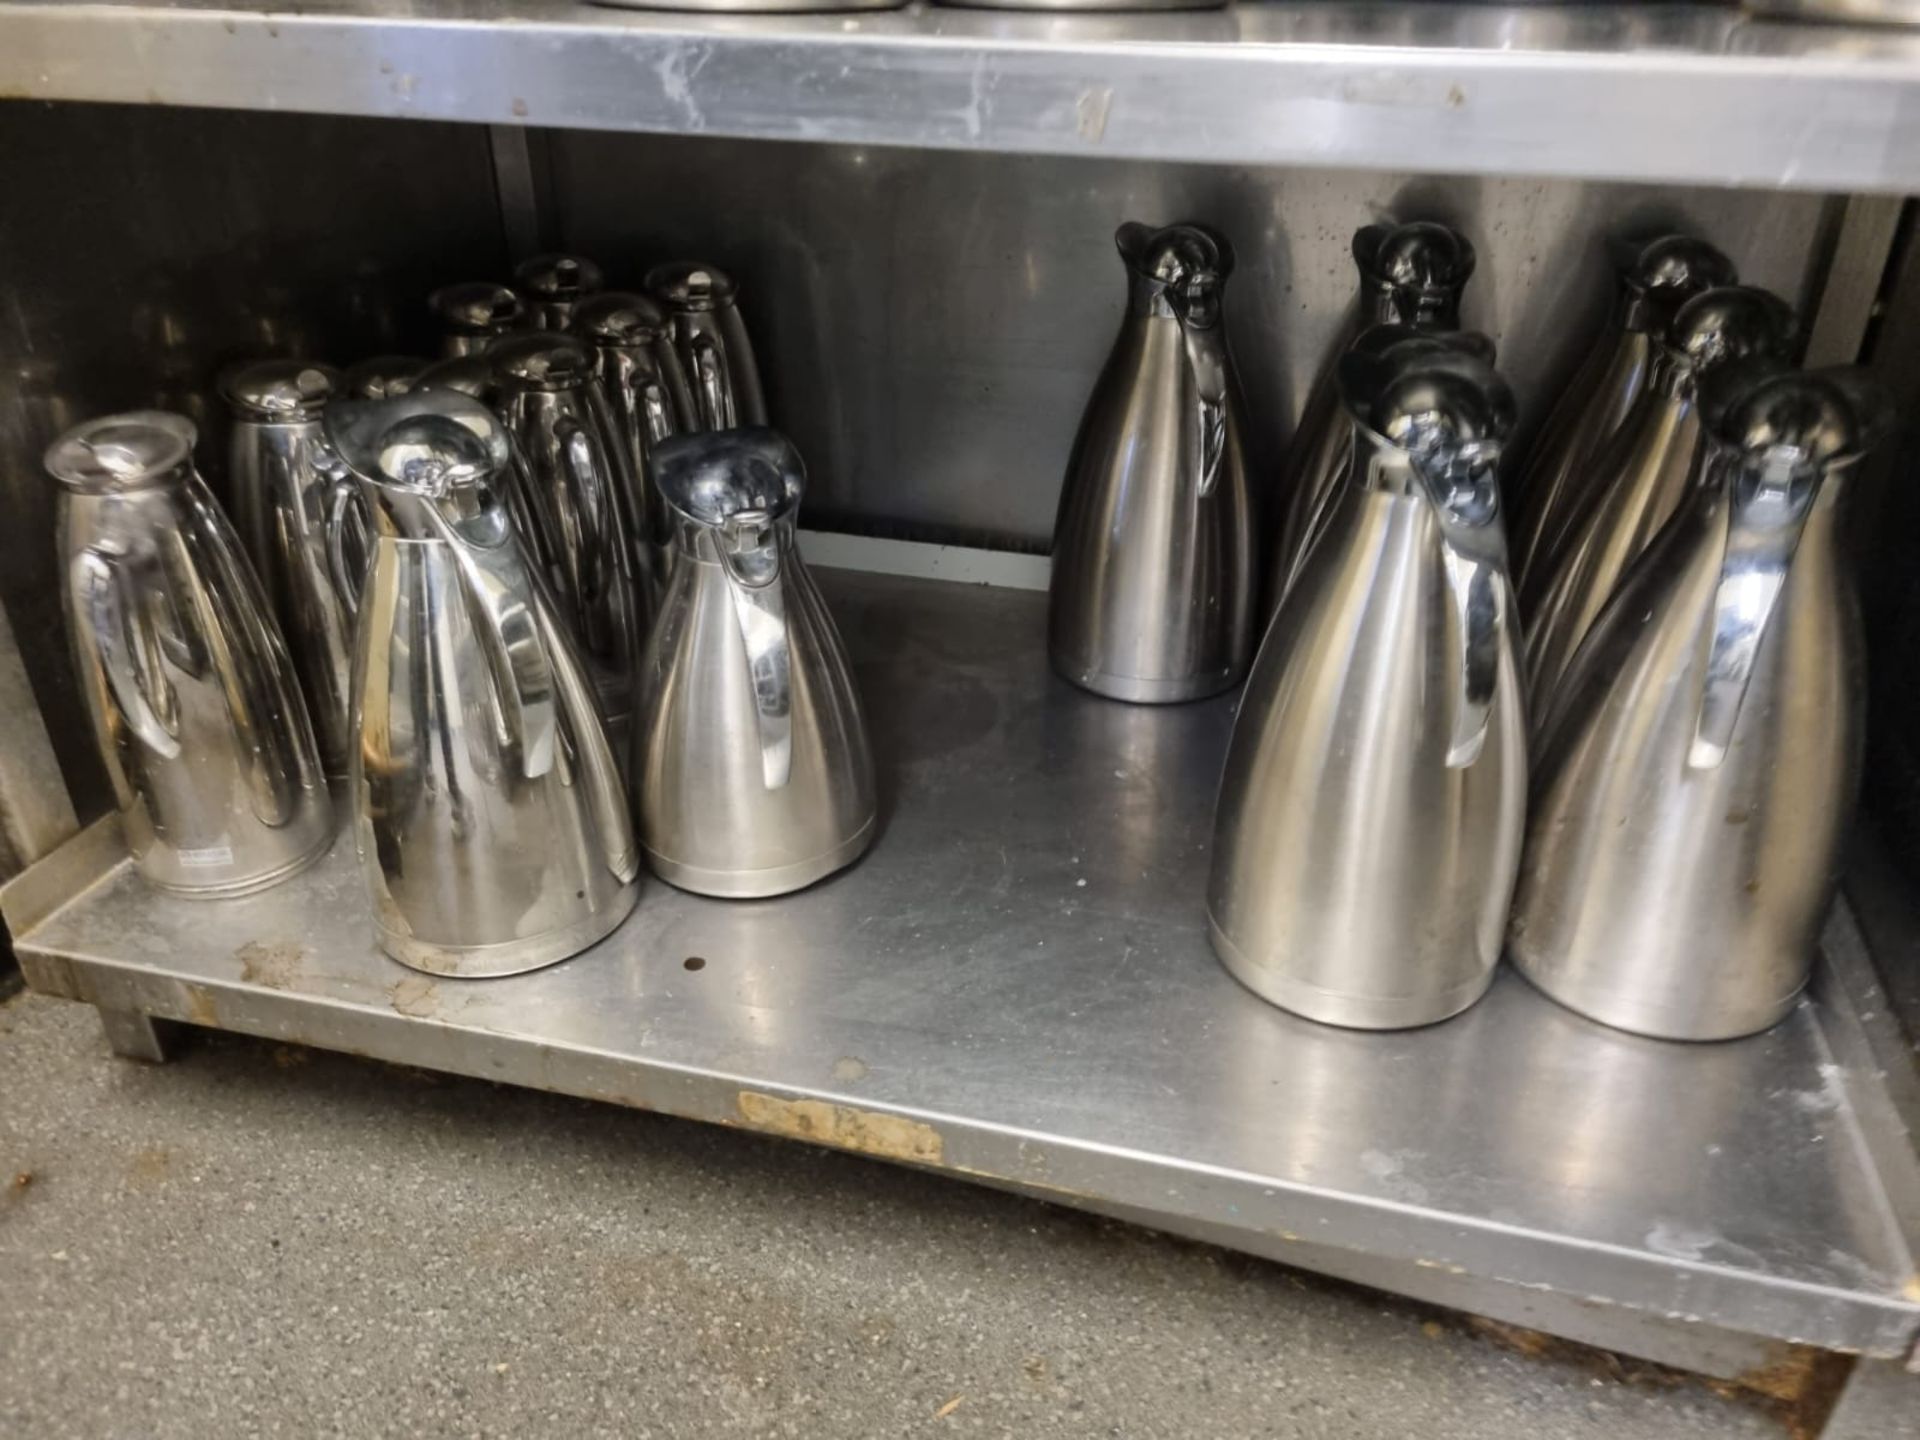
[0,989,1791,1439]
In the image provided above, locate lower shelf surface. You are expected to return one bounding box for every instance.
[11,569,1919,1360]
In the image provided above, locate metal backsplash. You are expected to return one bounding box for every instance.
[0,101,509,819]
[544,133,1839,548]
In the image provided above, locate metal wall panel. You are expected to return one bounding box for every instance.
[547,133,1839,547]
[0,100,509,818]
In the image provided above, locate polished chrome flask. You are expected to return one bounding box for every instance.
[633,428,876,897]
[515,253,605,331]
[429,281,525,358]
[1509,235,1735,590]
[48,411,334,896]
[490,332,647,734]
[1209,337,1524,1029]
[1523,285,1796,711]
[572,291,697,600]
[221,359,359,776]
[323,389,639,976]
[1270,221,1476,608]
[646,262,768,430]
[1511,368,1887,1040]
[342,355,430,401]
[1049,221,1255,703]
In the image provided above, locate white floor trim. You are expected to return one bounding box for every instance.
[799,530,1050,592]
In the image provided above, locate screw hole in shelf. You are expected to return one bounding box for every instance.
[683,956,707,972]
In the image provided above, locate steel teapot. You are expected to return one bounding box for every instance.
[1209,334,1524,1029]
[323,388,639,975]
[1050,221,1256,703]
[48,411,334,897]
[632,427,875,898]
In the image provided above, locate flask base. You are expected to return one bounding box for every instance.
[644,813,877,899]
[137,822,337,901]
[1208,914,1496,1031]
[375,881,640,978]
[1051,655,1244,705]
[1509,948,1802,1043]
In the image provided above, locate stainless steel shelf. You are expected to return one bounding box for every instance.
[5,3,1920,191]
[7,567,1919,1367]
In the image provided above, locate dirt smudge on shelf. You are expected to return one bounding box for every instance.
[734,1091,942,1165]
[235,939,305,990]
[388,976,438,1019]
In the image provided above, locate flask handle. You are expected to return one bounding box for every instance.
[438,510,560,781]
[1409,440,1509,769]
[74,544,182,759]
[1688,451,1815,770]
[690,329,736,432]
[715,510,793,791]
[1181,324,1229,499]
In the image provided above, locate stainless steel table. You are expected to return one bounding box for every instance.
[8,566,1917,1386]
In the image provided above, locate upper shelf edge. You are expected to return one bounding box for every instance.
[3,3,1920,193]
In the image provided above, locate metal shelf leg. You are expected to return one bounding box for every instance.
[1820,1357,1920,1438]
[97,1007,171,1063]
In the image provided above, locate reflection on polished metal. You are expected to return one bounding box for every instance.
[46,411,333,896]
[572,291,696,599]
[931,0,1219,10]
[428,281,524,357]
[1746,0,1920,22]
[514,252,604,330]
[634,428,875,897]
[1050,222,1255,703]
[341,354,429,400]
[1523,285,1797,711]
[1270,221,1475,610]
[1510,236,1736,591]
[323,388,638,976]
[1210,337,1524,1030]
[646,262,768,431]
[593,0,902,11]
[221,360,360,777]
[490,331,647,725]
[11,4,1920,193]
[1512,369,1888,1041]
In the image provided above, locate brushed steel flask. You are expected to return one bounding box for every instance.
[1511,368,1887,1040]
[1049,221,1256,703]
[429,281,525,358]
[572,290,697,603]
[49,411,334,896]
[1524,285,1797,713]
[221,359,360,777]
[646,263,768,431]
[1509,235,1735,591]
[323,389,639,976]
[490,331,648,733]
[515,253,606,331]
[633,428,876,898]
[1209,337,1525,1029]
[1270,221,1476,609]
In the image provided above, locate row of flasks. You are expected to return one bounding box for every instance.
[1055,220,1889,1043]
[47,253,877,979]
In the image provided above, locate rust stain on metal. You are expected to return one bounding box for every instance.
[735,1091,943,1165]
[183,984,219,1027]
[235,939,305,990]
[389,976,438,1018]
